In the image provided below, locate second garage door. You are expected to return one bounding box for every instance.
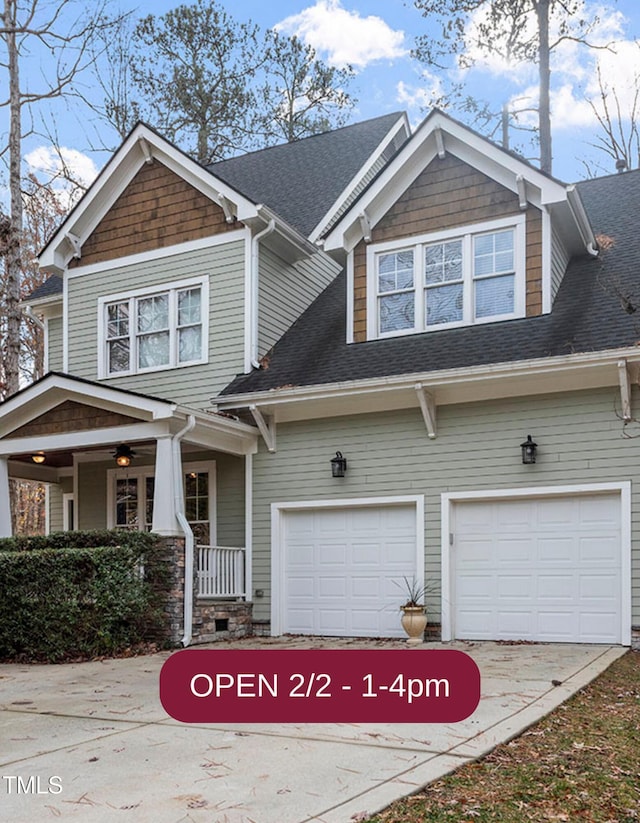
[452,493,622,643]
[282,503,418,637]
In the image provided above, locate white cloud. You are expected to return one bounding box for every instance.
[551,39,640,131]
[396,71,444,111]
[275,0,407,69]
[24,145,98,208]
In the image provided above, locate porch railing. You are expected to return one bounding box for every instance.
[196,545,246,599]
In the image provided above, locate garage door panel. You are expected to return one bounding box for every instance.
[496,502,532,529]
[497,610,534,635]
[538,536,574,563]
[580,574,618,598]
[283,503,417,638]
[457,536,494,563]
[496,537,534,563]
[497,575,533,598]
[578,495,620,526]
[579,536,619,563]
[454,493,622,644]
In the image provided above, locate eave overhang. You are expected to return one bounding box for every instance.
[37,123,318,275]
[213,347,640,425]
[322,109,596,258]
[0,373,258,458]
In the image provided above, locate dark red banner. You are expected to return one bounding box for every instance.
[160,649,480,723]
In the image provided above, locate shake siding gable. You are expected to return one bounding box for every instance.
[250,386,640,628]
[352,154,544,342]
[70,160,240,268]
[67,240,246,407]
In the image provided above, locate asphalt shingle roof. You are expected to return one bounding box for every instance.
[28,113,405,302]
[26,274,63,302]
[220,168,640,397]
[209,112,405,237]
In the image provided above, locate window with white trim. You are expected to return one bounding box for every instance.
[370,218,525,338]
[101,278,207,377]
[109,463,215,545]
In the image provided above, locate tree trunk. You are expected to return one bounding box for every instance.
[536,0,553,174]
[4,0,23,398]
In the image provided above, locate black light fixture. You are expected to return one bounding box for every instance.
[31,452,46,464]
[113,444,136,467]
[330,451,347,478]
[520,435,537,465]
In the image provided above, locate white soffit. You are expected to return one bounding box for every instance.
[37,124,262,275]
[323,110,586,254]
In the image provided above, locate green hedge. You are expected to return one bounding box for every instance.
[0,530,170,662]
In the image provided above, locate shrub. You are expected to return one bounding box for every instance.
[0,530,170,662]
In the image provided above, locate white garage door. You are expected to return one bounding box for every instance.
[283,504,418,637]
[453,493,622,643]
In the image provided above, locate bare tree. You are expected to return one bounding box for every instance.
[257,32,356,145]
[412,0,616,174]
[0,0,122,399]
[586,62,640,172]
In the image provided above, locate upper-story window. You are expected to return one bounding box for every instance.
[99,276,208,377]
[369,216,526,339]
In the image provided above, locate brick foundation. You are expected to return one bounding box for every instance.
[632,626,640,650]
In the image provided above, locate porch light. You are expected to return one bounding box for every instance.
[521,435,537,465]
[113,444,136,467]
[31,452,46,464]
[330,451,347,478]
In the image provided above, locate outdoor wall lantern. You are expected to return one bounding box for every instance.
[31,452,46,464]
[113,444,136,468]
[520,435,537,465]
[330,451,347,478]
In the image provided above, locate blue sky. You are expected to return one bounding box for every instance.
[9,0,640,202]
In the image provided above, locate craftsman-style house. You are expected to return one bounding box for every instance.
[1,110,638,648]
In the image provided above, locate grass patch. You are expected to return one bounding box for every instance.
[367,651,640,823]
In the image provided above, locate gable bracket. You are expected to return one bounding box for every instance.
[65,232,82,260]
[618,359,632,422]
[249,405,276,452]
[359,211,372,244]
[138,136,154,164]
[217,193,236,224]
[516,175,528,211]
[415,383,437,439]
[434,127,446,160]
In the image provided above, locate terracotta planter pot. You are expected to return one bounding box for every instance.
[400,605,427,645]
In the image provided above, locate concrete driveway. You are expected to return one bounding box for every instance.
[0,638,625,823]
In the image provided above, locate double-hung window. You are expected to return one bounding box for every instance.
[100,277,208,377]
[370,217,525,338]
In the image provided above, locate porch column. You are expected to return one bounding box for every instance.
[152,435,182,536]
[0,457,12,537]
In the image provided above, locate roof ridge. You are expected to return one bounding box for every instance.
[209,111,405,169]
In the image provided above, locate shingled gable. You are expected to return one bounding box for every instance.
[322,109,596,258]
[216,167,640,419]
[36,122,313,278]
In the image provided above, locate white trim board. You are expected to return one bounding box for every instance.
[270,494,425,636]
[66,230,248,279]
[440,482,632,646]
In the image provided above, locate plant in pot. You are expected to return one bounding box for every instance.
[396,577,436,645]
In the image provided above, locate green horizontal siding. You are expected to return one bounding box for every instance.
[47,316,63,371]
[67,240,246,408]
[251,386,640,627]
[258,248,339,356]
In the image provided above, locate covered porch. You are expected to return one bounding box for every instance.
[0,373,259,639]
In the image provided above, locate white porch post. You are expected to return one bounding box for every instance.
[0,457,12,537]
[152,435,182,536]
